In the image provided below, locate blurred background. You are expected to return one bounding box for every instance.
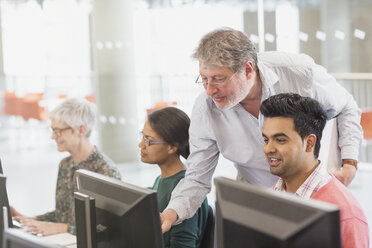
[0,0,371,243]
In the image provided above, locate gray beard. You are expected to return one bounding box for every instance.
[217,81,252,110]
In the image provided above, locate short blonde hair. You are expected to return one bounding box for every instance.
[49,98,96,137]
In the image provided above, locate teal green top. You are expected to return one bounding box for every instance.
[152,170,208,248]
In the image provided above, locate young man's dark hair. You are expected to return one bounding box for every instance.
[260,93,327,158]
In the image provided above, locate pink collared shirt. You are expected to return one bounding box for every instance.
[273,160,331,198]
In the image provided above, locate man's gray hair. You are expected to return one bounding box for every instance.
[192,27,257,72]
[49,98,97,138]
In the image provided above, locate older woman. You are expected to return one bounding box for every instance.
[12,98,121,236]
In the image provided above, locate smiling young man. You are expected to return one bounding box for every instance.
[261,93,369,248]
[160,27,363,233]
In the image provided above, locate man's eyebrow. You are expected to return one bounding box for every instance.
[200,74,226,78]
[262,132,289,138]
[273,133,289,138]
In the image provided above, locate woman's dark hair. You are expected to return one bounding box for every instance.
[260,93,327,158]
[148,107,190,159]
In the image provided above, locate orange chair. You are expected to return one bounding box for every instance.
[85,94,96,103]
[20,93,47,121]
[58,94,68,99]
[3,91,22,116]
[361,109,372,140]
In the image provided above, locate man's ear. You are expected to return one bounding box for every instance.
[79,125,87,137]
[305,134,317,152]
[244,60,255,78]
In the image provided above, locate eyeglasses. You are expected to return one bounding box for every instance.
[50,127,72,137]
[195,72,238,88]
[140,132,167,146]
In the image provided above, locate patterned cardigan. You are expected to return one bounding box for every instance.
[37,147,121,234]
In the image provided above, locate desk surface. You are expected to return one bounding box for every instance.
[40,232,76,247]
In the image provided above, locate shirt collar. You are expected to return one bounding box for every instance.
[75,146,99,169]
[273,160,332,199]
[230,60,279,113]
[257,60,279,99]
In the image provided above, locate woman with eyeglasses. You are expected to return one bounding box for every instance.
[11,98,121,236]
[139,107,208,248]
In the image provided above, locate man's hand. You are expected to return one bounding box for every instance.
[160,209,178,234]
[20,219,67,236]
[332,163,357,186]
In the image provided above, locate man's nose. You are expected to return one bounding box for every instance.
[205,83,218,96]
[263,141,276,154]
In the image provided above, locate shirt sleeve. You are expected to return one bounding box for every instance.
[166,94,219,223]
[36,211,56,222]
[311,64,363,161]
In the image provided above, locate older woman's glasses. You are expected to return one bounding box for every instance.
[195,72,237,88]
[140,132,167,146]
[50,127,72,137]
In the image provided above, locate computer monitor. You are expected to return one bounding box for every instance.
[74,192,96,248]
[75,169,164,248]
[214,177,341,248]
[1,175,14,247]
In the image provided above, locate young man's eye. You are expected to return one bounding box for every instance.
[277,139,286,143]
[263,138,268,144]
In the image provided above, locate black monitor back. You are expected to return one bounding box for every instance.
[214,177,341,248]
[74,192,96,248]
[76,169,164,248]
[1,175,14,248]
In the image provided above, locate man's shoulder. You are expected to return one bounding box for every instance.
[313,176,354,202]
[312,177,366,222]
[258,51,315,69]
[258,51,316,94]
